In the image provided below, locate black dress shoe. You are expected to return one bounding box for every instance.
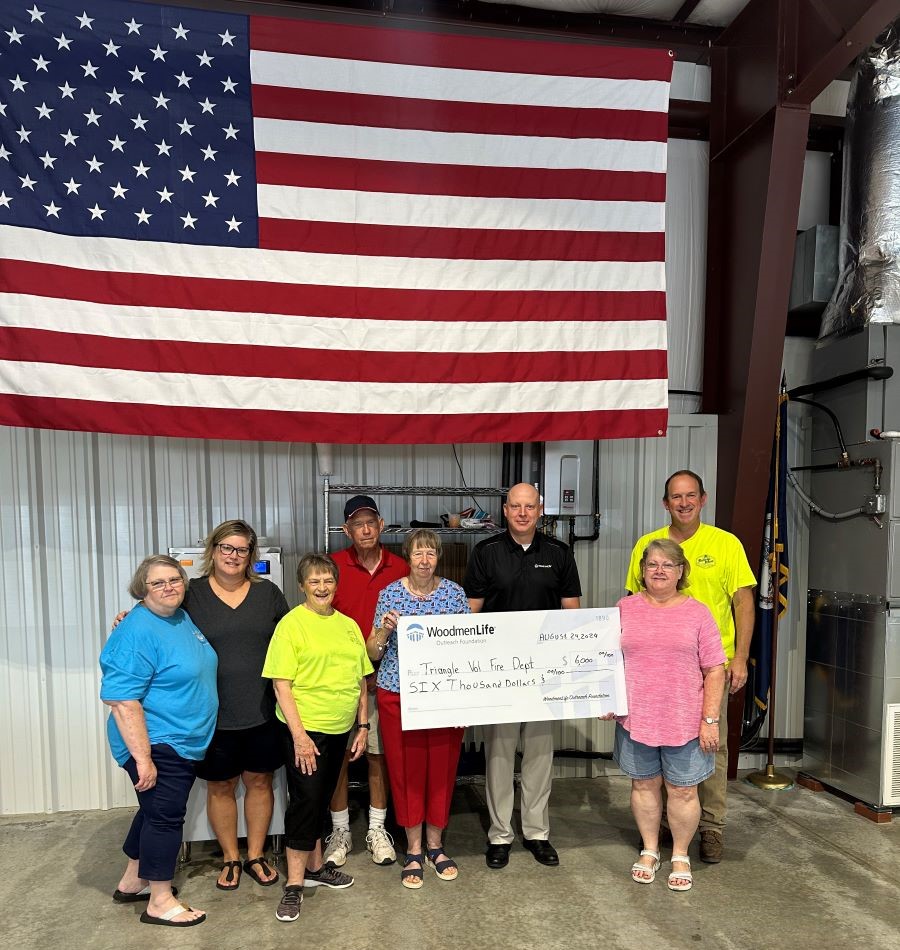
[523,838,559,867]
[485,843,511,869]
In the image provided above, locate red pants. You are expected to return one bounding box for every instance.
[377,687,463,829]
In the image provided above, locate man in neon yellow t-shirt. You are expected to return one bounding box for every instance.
[624,470,756,865]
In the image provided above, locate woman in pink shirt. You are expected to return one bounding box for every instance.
[614,539,725,892]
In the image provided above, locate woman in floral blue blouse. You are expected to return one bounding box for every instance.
[368,528,470,890]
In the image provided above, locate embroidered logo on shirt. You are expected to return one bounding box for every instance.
[193,630,207,643]
[696,554,716,568]
[534,563,552,568]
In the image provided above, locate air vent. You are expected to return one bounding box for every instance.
[883,704,900,807]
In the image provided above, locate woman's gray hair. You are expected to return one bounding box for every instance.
[128,554,189,600]
[639,539,690,591]
[297,552,339,585]
[402,528,442,562]
[198,519,260,582]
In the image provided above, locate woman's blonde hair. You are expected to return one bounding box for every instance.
[198,519,260,581]
[639,539,690,591]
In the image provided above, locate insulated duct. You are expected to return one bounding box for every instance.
[820,21,900,337]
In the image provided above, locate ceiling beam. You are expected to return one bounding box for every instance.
[712,0,900,155]
[673,0,703,22]
[787,0,900,105]
[239,0,724,62]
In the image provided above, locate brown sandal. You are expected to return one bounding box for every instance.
[243,856,279,886]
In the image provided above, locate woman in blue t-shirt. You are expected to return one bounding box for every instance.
[100,555,218,928]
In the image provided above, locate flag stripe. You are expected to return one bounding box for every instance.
[0,261,668,323]
[0,360,667,414]
[253,118,668,173]
[1,227,665,293]
[258,219,666,262]
[256,185,664,233]
[255,153,668,202]
[0,394,669,443]
[250,49,671,111]
[251,85,669,141]
[0,293,668,352]
[250,17,674,82]
[0,327,667,384]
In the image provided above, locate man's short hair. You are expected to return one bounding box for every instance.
[663,469,705,500]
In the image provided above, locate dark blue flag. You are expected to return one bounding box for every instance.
[750,386,790,717]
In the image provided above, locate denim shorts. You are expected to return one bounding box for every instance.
[613,723,714,787]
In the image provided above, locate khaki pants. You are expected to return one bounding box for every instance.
[485,720,553,844]
[698,684,730,831]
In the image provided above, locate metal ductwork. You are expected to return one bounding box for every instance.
[820,21,900,338]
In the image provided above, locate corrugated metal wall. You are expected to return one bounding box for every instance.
[0,416,724,813]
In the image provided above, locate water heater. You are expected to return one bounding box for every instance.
[542,441,596,516]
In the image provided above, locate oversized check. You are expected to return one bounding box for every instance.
[398,607,625,730]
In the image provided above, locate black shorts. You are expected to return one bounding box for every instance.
[194,719,284,781]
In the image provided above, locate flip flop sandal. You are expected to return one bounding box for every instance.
[425,846,459,881]
[140,904,207,927]
[243,856,280,887]
[112,885,178,903]
[631,849,661,884]
[401,853,424,890]
[215,860,242,891]
[668,856,693,892]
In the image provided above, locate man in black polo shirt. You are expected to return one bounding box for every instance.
[464,482,582,869]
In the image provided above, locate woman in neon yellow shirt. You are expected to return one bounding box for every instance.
[262,553,373,923]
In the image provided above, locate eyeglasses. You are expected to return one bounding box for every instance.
[147,576,185,591]
[346,518,379,532]
[645,561,679,573]
[217,543,251,557]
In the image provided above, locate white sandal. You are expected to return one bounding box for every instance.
[668,855,693,892]
[631,848,661,883]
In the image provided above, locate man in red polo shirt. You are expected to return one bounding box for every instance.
[324,496,409,869]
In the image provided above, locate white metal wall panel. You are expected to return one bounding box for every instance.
[0,421,725,811]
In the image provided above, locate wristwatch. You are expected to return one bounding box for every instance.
[357,722,371,730]
[703,717,719,725]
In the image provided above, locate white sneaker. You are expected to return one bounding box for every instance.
[323,828,353,867]
[365,828,396,866]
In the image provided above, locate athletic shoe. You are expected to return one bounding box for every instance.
[366,827,397,866]
[275,885,302,922]
[303,865,354,889]
[322,828,353,867]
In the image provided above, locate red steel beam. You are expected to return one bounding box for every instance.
[705,0,900,564]
[701,0,900,777]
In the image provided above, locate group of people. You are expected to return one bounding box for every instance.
[99,470,755,926]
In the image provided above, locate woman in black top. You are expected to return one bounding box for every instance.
[189,520,289,891]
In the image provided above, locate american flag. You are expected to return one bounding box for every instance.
[0,0,672,444]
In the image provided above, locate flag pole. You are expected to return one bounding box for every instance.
[747,386,793,791]
[746,538,792,789]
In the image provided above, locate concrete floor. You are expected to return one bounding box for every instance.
[2,770,899,950]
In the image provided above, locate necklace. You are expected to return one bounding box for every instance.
[407,577,438,599]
